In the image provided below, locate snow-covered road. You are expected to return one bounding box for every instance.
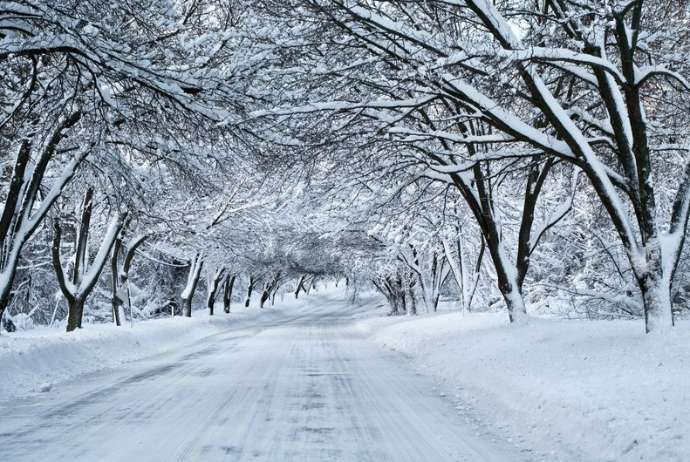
[0,293,522,461]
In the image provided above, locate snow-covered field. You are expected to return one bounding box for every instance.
[0,296,310,406]
[357,305,690,462]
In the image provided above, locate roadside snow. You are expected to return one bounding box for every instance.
[357,307,690,462]
[0,297,309,406]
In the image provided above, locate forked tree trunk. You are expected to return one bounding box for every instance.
[111,233,148,326]
[260,274,282,308]
[490,243,527,322]
[53,190,127,333]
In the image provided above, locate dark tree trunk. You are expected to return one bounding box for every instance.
[111,239,123,326]
[245,275,254,308]
[66,298,85,332]
[223,275,235,313]
[294,275,306,299]
[260,288,269,308]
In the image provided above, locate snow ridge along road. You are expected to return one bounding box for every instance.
[0,291,523,461]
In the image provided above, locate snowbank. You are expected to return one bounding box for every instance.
[0,299,303,406]
[357,310,690,462]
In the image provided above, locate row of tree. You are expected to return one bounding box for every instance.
[246,0,690,333]
[2,0,690,334]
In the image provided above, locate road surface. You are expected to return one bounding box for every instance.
[0,292,524,461]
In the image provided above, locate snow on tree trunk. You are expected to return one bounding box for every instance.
[306,277,316,295]
[182,254,203,318]
[53,197,127,333]
[489,241,527,323]
[632,241,675,333]
[0,113,85,324]
[111,239,123,327]
[206,268,225,316]
[405,285,417,316]
[402,244,449,314]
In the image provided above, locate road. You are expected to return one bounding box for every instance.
[0,292,524,461]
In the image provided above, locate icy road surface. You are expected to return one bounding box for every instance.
[0,293,523,461]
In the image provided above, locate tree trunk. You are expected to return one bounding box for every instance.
[111,239,122,326]
[183,295,193,318]
[634,243,674,333]
[260,287,269,308]
[294,275,306,299]
[116,233,147,326]
[223,275,235,313]
[72,189,94,286]
[66,298,85,333]
[206,269,225,316]
[405,286,417,315]
[53,201,127,333]
[0,113,84,325]
[486,234,527,322]
[244,275,254,307]
[306,277,316,295]
[207,291,215,316]
[640,279,674,334]
[182,254,203,317]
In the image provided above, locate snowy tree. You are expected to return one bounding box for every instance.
[257,0,690,332]
[51,189,127,331]
[0,0,268,324]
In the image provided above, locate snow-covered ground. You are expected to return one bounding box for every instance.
[357,303,690,462]
[0,289,523,462]
[0,294,311,405]
[3,288,689,461]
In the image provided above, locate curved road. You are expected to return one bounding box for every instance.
[0,292,524,461]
